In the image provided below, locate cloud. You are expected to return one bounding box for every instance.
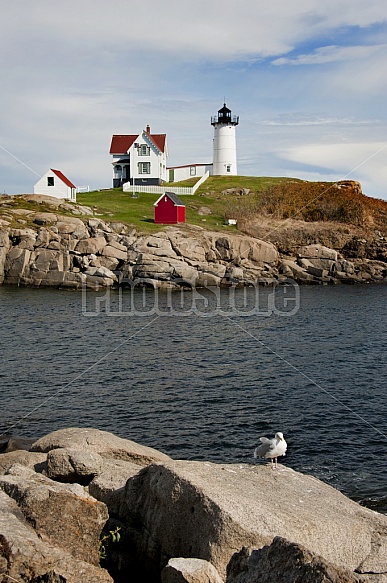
[261,114,380,127]
[1,0,387,198]
[271,44,387,66]
[277,142,387,198]
[2,0,387,62]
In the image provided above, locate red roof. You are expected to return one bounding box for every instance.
[51,169,76,189]
[109,135,138,154]
[110,133,167,154]
[147,133,166,153]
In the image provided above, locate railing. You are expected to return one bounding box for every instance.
[211,115,239,125]
[122,172,209,196]
[76,186,90,193]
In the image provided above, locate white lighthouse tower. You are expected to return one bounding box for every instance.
[211,103,239,176]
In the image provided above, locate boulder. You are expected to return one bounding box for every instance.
[88,218,112,232]
[46,448,104,484]
[226,538,363,583]
[0,450,46,474]
[110,221,128,234]
[0,245,8,283]
[0,229,10,249]
[167,232,208,263]
[105,238,127,252]
[75,236,107,255]
[98,256,120,270]
[247,239,278,265]
[0,489,113,582]
[0,435,36,452]
[281,260,315,282]
[31,427,171,466]
[135,235,178,258]
[306,265,328,278]
[133,257,174,279]
[35,227,51,247]
[102,245,127,261]
[170,260,199,283]
[84,274,115,289]
[297,244,338,261]
[84,266,118,282]
[14,235,37,250]
[0,464,108,565]
[162,558,223,583]
[33,248,64,272]
[56,220,89,239]
[88,458,142,515]
[196,271,222,287]
[215,237,232,260]
[33,212,58,225]
[119,461,387,580]
[4,247,31,282]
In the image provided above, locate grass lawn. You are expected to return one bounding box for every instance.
[77,176,292,233]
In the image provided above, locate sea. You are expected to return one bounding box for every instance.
[0,282,386,513]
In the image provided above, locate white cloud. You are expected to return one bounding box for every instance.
[1,0,387,198]
[271,44,387,66]
[261,114,380,127]
[1,0,387,62]
[277,142,387,198]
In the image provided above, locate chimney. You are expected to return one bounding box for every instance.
[146,125,151,133]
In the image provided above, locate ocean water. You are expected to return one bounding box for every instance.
[0,282,386,512]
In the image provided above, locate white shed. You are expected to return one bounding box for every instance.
[34,169,77,201]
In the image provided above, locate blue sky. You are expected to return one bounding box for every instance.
[0,0,386,198]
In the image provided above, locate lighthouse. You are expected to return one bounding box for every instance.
[211,103,239,176]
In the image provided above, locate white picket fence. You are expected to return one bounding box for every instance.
[76,185,90,193]
[123,172,209,196]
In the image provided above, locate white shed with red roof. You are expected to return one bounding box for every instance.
[109,125,168,188]
[34,169,77,201]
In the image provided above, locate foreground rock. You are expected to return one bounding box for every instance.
[0,484,112,582]
[2,428,387,582]
[31,426,171,465]
[226,538,363,583]
[119,460,387,580]
[162,558,223,583]
[0,464,108,565]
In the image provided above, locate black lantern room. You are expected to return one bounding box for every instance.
[211,103,239,126]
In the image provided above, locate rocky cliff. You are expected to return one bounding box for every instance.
[0,428,386,582]
[1,194,387,290]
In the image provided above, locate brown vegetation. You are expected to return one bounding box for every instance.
[224,179,387,233]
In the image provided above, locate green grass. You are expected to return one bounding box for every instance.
[76,176,291,233]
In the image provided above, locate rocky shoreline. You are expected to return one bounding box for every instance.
[0,428,386,582]
[1,194,387,290]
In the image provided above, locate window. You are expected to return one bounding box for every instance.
[138,162,151,174]
[138,144,150,156]
[47,177,54,186]
[190,166,196,176]
[226,165,231,173]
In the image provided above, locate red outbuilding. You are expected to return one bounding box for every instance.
[154,191,186,224]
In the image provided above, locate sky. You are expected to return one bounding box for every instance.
[1,0,387,199]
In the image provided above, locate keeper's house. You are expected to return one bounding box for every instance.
[154,192,186,224]
[110,125,168,187]
[34,169,76,201]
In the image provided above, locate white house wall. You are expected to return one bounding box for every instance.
[170,164,213,182]
[129,132,167,184]
[34,171,75,199]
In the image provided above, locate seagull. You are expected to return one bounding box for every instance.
[254,432,287,468]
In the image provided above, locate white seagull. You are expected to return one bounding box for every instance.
[254,432,287,468]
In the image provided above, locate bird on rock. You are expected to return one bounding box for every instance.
[254,432,287,468]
